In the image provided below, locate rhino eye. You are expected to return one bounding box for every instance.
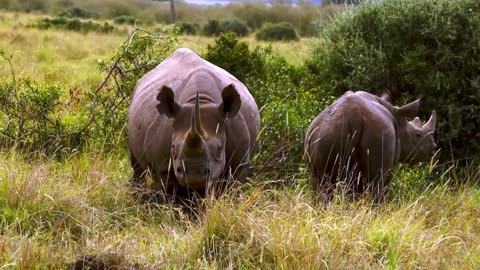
[216,146,223,158]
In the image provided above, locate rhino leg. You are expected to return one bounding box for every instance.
[310,161,337,205]
[129,152,145,189]
[360,144,395,203]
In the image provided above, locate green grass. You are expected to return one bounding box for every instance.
[0,11,479,269]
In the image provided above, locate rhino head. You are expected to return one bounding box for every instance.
[156,84,241,189]
[383,98,437,164]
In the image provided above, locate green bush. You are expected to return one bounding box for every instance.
[175,21,200,35]
[112,15,137,25]
[307,0,480,161]
[255,22,299,41]
[202,19,250,37]
[203,33,331,174]
[58,7,96,18]
[33,17,115,33]
[220,18,250,37]
[0,70,84,155]
[202,19,220,36]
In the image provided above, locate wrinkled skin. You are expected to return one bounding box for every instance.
[304,91,437,204]
[128,48,260,202]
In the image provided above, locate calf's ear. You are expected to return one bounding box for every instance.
[219,84,241,118]
[156,85,181,118]
[396,98,420,119]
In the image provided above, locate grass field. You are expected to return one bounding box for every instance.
[0,11,479,269]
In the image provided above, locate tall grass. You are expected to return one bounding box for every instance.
[0,148,479,268]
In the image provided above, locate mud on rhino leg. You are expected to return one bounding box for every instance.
[129,152,146,189]
[311,165,336,205]
[360,147,394,203]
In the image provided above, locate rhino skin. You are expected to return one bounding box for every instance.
[128,48,260,201]
[304,90,437,203]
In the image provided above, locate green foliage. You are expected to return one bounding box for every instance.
[32,17,115,33]
[202,19,220,36]
[58,6,96,18]
[112,15,137,25]
[202,18,250,37]
[0,66,85,155]
[175,21,200,35]
[203,33,332,173]
[91,28,179,149]
[219,18,250,37]
[255,22,299,41]
[307,0,480,160]
[203,33,265,84]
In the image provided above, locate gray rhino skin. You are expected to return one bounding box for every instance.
[304,90,437,203]
[128,48,260,200]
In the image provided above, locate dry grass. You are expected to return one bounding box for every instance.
[0,150,479,268]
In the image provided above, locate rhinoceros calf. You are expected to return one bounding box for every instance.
[128,48,260,201]
[304,91,437,203]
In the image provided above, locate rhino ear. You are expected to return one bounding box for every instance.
[219,84,241,118]
[156,85,180,118]
[396,98,420,119]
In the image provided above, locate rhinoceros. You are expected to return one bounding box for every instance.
[128,48,260,201]
[304,90,437,203]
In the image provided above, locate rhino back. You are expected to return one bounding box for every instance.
[305,92,398,167]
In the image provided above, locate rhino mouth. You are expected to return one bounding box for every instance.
[176,176,208,189]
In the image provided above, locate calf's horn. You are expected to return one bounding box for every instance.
[424,110,436,131]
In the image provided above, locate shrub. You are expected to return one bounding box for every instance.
[112,15,137,25]
[255,22,299,41]
[175,21,200,35]
[219,18,250,37]
[0,51,84,155]
[307,0,480,161]
[202,19,220,36]
[203,33,331,174]
[33,17,115,33]
[58,7,96,18]
[202,19,250,37]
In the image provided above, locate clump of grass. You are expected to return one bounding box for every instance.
[0,149,479,268]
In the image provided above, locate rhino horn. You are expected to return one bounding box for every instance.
[186,92,203,147]
[423,110,436,131]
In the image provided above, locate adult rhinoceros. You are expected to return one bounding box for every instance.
[128,48,260,201]
[304,91,437,203]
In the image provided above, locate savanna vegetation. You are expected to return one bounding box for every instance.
[0,0,479,268]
